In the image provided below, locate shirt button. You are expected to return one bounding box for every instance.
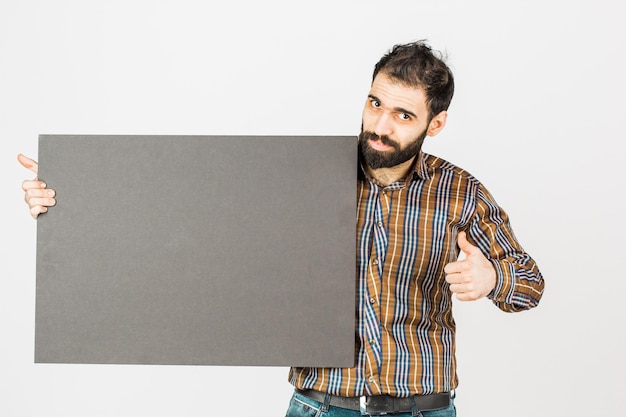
[377,221,383,228]
[369,297,376,304]
[372,259,379,265]
[368,376,376,383]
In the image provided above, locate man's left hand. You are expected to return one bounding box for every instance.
[444,231,497,301]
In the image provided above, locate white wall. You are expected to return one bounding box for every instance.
[2,1,623,415]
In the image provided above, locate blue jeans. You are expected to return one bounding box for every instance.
[285,391,456,417]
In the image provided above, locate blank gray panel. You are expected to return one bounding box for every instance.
[35,135,356,367]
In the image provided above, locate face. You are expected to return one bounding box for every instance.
[359,72,437,170]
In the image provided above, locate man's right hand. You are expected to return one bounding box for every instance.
[18,154,56,219]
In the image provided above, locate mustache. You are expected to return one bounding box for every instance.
[358,131,400,149]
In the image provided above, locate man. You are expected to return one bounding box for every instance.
[20,41,544,416]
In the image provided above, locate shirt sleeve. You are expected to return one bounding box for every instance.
[465,184,545,312]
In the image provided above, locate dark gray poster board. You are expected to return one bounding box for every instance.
[35,135,356,367]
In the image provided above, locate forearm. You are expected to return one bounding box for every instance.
[470,185,545,312]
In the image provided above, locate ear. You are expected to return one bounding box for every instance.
[426,110,448,137]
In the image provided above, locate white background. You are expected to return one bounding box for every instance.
[1,1,624,416]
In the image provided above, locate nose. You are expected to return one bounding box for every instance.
[372,112,393,137]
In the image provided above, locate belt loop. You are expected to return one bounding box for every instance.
[320,393,332,413]
[410,396,423,417]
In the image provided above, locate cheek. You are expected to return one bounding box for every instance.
[361,109,375,129]
[394,130,415,147]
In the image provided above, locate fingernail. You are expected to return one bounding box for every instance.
[47,190,54,196]
[41,183,46,188]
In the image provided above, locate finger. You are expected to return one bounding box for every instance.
[458,231,480,256]
[448,281,480,300]
[448,281,474,294]
[25,196,56,209]
[455,292,480,302]
[22,179,47,192]
[30,205,48,219]
[444,260,469,275]
[446,271,474,289]
[448,283,461,293]
[17,154,39,176]
[24,187,55,200]
[445,272,461,285]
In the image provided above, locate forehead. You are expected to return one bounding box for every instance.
[370,73,428,114]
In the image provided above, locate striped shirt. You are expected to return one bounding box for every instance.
[288,151,544,397]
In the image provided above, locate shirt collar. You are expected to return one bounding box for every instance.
[412,151,432,181]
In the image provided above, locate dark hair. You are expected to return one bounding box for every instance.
[373,40,454,119]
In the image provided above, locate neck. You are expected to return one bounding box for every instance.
[365,156,416,187]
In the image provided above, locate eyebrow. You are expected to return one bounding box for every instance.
[368,94,418,120]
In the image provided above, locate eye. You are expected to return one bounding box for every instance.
[398,112,411,121]
[370,99,381,108]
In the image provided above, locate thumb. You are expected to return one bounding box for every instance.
[17,154,39,176]
[458,231,479,256]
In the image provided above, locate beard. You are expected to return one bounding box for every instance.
[358,128,427,170]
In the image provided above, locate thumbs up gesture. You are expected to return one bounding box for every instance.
[444,231,497,301]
